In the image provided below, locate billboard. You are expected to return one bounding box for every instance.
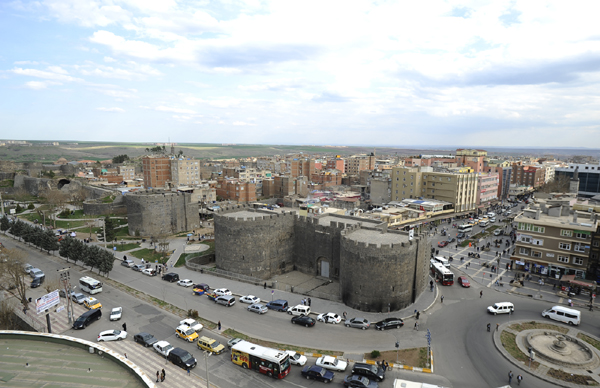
[36,290,60,314]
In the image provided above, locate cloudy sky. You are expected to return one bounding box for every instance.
[1,0,600,148]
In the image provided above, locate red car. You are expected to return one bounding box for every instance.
[437,241,449,248]
[458,276,470,288]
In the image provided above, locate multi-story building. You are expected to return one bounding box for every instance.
[215,178,256,203]
[119,165,136,181]
[290,158,315,178]
[371,178,392,205]
[455,149,487,173]
[512,197,599,279]
[142,156,171,189]
[555,163,600,197]
[477,173,499,205]
[274,176,295,197]
[170,157,200,187]
[325,157,345,173]
[512,164,546,188]
[345,154,376,176]
[484,164,512,201]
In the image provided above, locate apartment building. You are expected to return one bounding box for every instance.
[477,173,499,205]
[119,165,136,181]
[485,164,512,201]
[142,156,171,188]
[512,164,546,188]
[290,158,315,178]
[325,157,345,172]
[512,198,599,279]
[345,154,376,176]
[170,158,200,186]
[215,177,256,203]
[455,149,487,173]
[274,176,295,197]
[371,178,392,205]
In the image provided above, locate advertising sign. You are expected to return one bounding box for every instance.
[36,290,60,314]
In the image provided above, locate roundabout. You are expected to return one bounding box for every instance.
[494,320,600,386]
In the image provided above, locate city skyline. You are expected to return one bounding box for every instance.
[1,1,600,147]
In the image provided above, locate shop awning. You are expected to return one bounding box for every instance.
[560,274,596,288]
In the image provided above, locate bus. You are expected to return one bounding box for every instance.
[432,256,450,268]
[231,340,291,379]
[431,262,454,286]
[79,276,103,294]
[458,224,473,233]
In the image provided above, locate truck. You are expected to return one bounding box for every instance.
[393,379,448,388]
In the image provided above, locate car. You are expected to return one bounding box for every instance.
[121,259,135,267]
[59,289,72,298]
[31,276,44,288]
[291,315,316,327]
[177,279,194,287]
[286,350,307,366]
[247,303,268,314]
[193,283,210,295]
[301,365,335,383]
[141,268,157,276]
[132,264,145,272]
[227,337,243,349]
[180,318,203,332]
[446,237,456,243]
[494,229,504,236]
[214,288,232,296]
[153,340,174,357]
[374,317,404,330]
[83,297,102,310]
[458,276,471,288]
[97,329,127,342]
[71,292,85,304]
[487,302,515,315]
[240,295,261,304]
[23,264,34,274]
[316,355,348,371]
[162,273,179,282]
[351,363,385,382]
[345,317,370,330]
[317,312,342,324]
[134,332,158,347]
[29,268,44,279]
[175,325,199,342]
[266,299,289,311]
[490,217,496,222]
[110,307,123,321]
[343,375,379,388]
[437,241,448,248]
[197,336,225,354]
[457,232,466,239]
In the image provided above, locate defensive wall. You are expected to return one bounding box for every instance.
[83,195,127,216]
[125,190,200,237]
[214,206,428,312]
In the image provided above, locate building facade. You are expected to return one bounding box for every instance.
[170,158,200,187]
[555,163,600,197]
[142,156,171,189]
[477,173,499,205]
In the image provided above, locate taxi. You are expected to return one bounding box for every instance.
[175,325,199,342]
[83,297,102,310]
[197,336,225,355]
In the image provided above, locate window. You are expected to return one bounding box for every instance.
[574,243,586,253]
[559,242,571,250]
[594,240,600,248]
[561,230,573,237]
[558,256,569,263]
[575,232,589,239]
[531,251,542,258]
[532,239,544,246]
[519,247,529,255]
[520,236,532,243]
[573,257,584,265]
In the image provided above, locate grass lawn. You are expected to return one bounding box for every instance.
[110,242,140,252]
[500,331,540,369]
[577,333,600,351]
[548,368,598,385]
[114,226,130,237]
[364,347,429,368]
[130,248,168,263]
[508,321,568,334]
[56,209,97,219]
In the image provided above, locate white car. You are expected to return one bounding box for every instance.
[153,341,174,357]
[180,318,203,332]
[110,307,122,321]
[23,264,34,274]
[316,355,347,371]
[286,350,307,366]
[214,288,232,296]
[141,268,156,276]
[240,295,260,304]
[317,312,342,324]
[177,279,194,287]
[97,330,127,342]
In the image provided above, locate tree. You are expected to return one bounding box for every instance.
[156,233,171,262]
[9,219,26,241]
[84,245,102,273]
[41,229,59,254]
[98,250,116,276]
[102,216,117,243]
[0,215,10,234]
[112,154,130,164]
[71,187,88,210]
[0,248,29,308]
[537,175,571,194]
[42,189,69,228]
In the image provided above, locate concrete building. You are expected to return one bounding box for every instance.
[370,178,392,205]
[485,165,512,201]
[142,156,171,189]
[512,164,546,188]
[555,163,600,197]
[345,154,376,176]
[290,158,315,178]
[477,173,499,205]
[455,149,487,173]
[512,196,599,279]
[215,178,256,203]
[170,158,200,186]
[118,165,136,181]
[325,157,345,173]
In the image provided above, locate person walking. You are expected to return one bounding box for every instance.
[414,321,419,331]
[517,374,523,385]
[122,322,127,332]
[496,323,499,332]
[264,282,267,289]
[508,371,513,384]
[156,371,160,382]
[218,321,221,331]
[187,367,190,376]
[161,369,166,382]
[480,290,483,298]
[416,311,420,320]
[441,295,444,303]
[308,298,311,307]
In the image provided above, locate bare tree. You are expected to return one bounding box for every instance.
[11,187,29,203]
[0,248,29,308]
[537,175,571,194]
[71,187,88,210]
[156,233,171,263]
[42,189,69,228]
[0,299,19,330]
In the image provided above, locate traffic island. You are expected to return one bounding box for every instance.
[494,320,600,386]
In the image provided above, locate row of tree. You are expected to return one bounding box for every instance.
[1,217,59,253]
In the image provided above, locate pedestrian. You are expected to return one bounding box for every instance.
[308,298,311,307]
[122,322,127,332]
[141,258,145,265]
[264,282,267,289]
[343,311,347,320]
[480,290,483,298]
[496,323,499,331]
[156,371,160,382]
[414,321,419,331]
[123,255,127,261]
[218,321,221,330]
[124,352,128,359]
[517,374,523,385]
[441,295,444,303]
[416,311,420,320]
[187,367,190,376]
[508,371,513,384]
[162,369,166,381]
[553,283,556,290]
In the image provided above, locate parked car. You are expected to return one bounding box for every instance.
[141,268,157,276]
[301,365,335,383]
[493,229,504,236]
[132,264,145,272]
[286,350,307,366]
[175,325,199,342]
[227,337,243,349]
[97,329,127,342]
[343,375,379,388]
[168,347,197,370]
[121,259,135,267]
[345,317,370,330]
[374,317,404,330]
[437,241,448,248]
[446,237,456,243]
[457,232,466,239]
[71,293,85,304]
[351,362,385,382]
[458,276,471,288]
[317,312,342,324]
[197,336,225,355]
[180,318,203,332]
[291,315,316,327]
[316,355,348,371]
[110,307,122,321]
[214,288,232,296]
[240,295,260,304]
[133,332,158,347]
[215,295,236,307]
[266,299,289,312]
[153,341,174,357]
[23,264,34,274]
[83,297,102,310]
[31,276,44,288]
[162,273,179,282]
[29,268,44,279]
[72,309,102,329]
[177,279,194,287]
[288,305,311,316]
[247,303,268,314]
[193,283,210,294]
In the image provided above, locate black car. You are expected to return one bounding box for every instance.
[134,332,158,347]
[374,318,404,330]
[162,273,179,282]
[457,232,466,239]
[301,365,335,383]
[446,237,456,243]
[343,374,379,387]
[30,276,45,288]
[351,363,385,382]
[291,315,316,327]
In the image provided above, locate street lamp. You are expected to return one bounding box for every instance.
[203,351,211,387]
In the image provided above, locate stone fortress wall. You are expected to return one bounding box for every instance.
[214,205,429,312]
[125,190,200,237]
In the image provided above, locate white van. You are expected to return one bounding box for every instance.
[433,256,450,268]
[487,302,514,315]
[542,306,580,326]
[287,305,311,316]
[487,212,496,218]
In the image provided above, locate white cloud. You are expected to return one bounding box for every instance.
[47,66,69,74]
[11,67,83,83]
[14,60,39,65]
[233,121,256,126]
[154,105,197,114]
[42,0,131,27]
[104,56,116,63]
[24,80,62,89]
[96,107,125,112]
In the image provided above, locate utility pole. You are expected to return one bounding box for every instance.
[204,351,211,388]
[57,267,74,323]
[0,191,4,216]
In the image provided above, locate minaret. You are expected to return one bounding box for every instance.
[569,166,580,194]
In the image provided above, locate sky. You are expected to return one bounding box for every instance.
[1,0,600,148]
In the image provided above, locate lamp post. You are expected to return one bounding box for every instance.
[57,267,74,324]
[204,350,211,387]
